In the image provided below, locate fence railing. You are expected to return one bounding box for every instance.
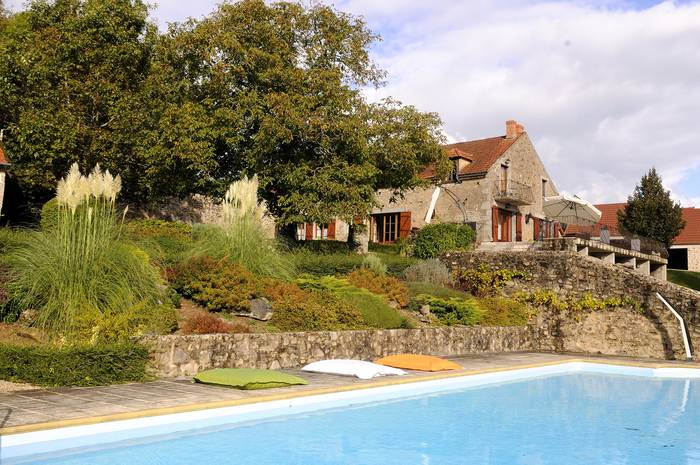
[493,180,533,205]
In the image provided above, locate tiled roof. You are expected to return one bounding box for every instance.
[421,135,519,179]
[567,202,700,245]
[676,208,700,245]
[0,145,9,166]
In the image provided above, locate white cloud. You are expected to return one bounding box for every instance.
[336,0,700,206]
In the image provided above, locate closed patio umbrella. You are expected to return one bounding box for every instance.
[543,194,602,226]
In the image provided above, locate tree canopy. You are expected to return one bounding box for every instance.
[0,0,446,225]
[617,168,686,247]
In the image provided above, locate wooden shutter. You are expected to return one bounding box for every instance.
[328,220,336,240]
[305,222,313,241]
[515,213,523,242]
[533,218,540,241]
[491,207,499,241]
[399,212,411,239]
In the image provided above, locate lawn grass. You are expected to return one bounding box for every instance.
[668,269,700,292]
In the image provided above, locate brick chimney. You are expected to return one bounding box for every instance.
[505,120,525,139]
[505,120,518,139]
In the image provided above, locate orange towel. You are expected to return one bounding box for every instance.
[374,354,462,372]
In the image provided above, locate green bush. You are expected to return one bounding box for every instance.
[40,198,60,231]
[478,297,535,326]
[297,275,409,329]
[0,343,150,386]
[291,250,364,276]
[271,288,366,332]
[375,253,417,276]
[346,268,409,307]
[171,256,265,313]
[410,294,482,326]
[361,254,387,275]
[402,259,453,286]
[455,264,530,297]
[291,240,357,254]
[407,281,469,300]
[412,223,474,259]
[123,220,194,272]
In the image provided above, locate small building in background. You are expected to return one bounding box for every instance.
[572,202,700,272]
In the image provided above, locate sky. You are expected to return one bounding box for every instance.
[6,0,700,206]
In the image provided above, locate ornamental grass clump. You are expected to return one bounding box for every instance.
[5,164,168,339]
[193,176,293,279]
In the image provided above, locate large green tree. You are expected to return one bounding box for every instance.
[617,168,686,247]
[1,0,446,225]
[0,0,156,204]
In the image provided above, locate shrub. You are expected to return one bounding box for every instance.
[410,294,482,326]
[71,302,179,344]
[192,177,293,279]
[291,240,357,254]
[407,281,470,300]
[0,343,150,387]
[346,268,409,307]
[123,219,194,271]
[478,297,535,326]
[412,223,474,259]
[514,291,642,313]
[455,264,530,297]
[180,310,251,334]
[40,198,60,231]
[290,250,364,276]
[296,275,409,329]
[376,253,417,276]
[171,256,265,313]
[5,164,167,336]
[402,259,453,286]
[361,254,387,275]
[271,288,366,332]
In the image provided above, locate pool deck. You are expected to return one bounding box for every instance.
[1,352,698,435]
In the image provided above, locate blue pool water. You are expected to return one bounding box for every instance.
[17,372,700,465]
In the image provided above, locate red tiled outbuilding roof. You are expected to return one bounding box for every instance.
[568,202,700,245]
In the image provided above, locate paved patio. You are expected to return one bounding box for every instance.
[1,352,697,433]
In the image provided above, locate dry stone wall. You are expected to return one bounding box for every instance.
[444,250,700,360]
[139,326,535,378]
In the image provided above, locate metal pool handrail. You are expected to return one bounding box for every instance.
[656,292,693,360]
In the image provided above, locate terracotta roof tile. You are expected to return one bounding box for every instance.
[567,202,700,245]
[421,135,520,180]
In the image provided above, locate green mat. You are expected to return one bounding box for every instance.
[193,368,309,390]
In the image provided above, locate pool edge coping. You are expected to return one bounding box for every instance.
[1,356,695,436]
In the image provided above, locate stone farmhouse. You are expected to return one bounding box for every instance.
[297,120,560,245]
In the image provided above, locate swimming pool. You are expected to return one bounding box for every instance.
[5,362,700,464]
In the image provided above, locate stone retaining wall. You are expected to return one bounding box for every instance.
[444,250,700,360]
[139,326,535,378]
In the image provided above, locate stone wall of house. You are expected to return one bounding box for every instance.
[687,245,700,272]
[139,326,536,378]
[443,250,700,360]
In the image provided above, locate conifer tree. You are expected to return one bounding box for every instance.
[617,168,686,247]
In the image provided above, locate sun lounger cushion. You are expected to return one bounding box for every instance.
[194,368,308,390]
[301,359,407,379]
[375,354,462,372]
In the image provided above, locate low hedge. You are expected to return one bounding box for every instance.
[0,343,151,387]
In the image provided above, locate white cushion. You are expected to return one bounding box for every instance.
[302,359,407,380]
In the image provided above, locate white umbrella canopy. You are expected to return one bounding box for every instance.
[543,194,602,226]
